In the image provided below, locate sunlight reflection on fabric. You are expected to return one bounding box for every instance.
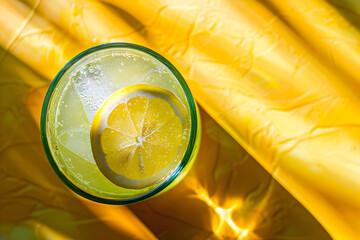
[195,190,251,239]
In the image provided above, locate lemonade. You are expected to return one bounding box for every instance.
[41,43,200,204]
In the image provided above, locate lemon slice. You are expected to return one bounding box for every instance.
[90,84,190,189]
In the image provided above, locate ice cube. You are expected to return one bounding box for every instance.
[137,69,158,84]
[56,126,96,165]
[72,62,112,123]
[54,81,90,135]
[137,68,186,104]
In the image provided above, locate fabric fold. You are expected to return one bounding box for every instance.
[1,0,359,239]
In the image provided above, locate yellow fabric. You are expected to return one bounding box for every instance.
[0,0,359,239]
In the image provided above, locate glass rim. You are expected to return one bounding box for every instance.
[40,42,198,205]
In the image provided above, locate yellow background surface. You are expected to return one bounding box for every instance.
[1,0,360,239]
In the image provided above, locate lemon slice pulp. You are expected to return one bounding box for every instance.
[90,84,190,189]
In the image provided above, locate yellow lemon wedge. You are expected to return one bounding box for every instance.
[90,84,190,189]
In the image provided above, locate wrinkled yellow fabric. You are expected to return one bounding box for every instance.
[0,0,358,239]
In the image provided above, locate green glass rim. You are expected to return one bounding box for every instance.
[40,42,198,205]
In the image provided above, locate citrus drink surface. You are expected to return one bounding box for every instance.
[43,44,200,203]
